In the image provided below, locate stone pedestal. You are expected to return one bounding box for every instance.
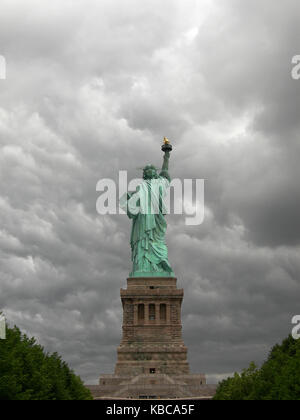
[96,277,213,399]
[115,277,189,376]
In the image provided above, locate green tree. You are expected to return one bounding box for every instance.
[214,335,300,400]
[0,316,92,400]
[214,362,260,400]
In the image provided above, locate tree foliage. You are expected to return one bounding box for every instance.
[214,335,300,400]
[0,317,92,400]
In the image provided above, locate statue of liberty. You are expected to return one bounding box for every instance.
[120,138,175,278]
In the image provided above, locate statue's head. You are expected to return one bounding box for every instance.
[143,164,159,180]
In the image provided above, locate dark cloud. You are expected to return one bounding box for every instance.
[0,0,300,385]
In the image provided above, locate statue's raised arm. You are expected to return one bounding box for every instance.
[160,137,172,182]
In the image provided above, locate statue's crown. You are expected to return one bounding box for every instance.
[143,164,158,171]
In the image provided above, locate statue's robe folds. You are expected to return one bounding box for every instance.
[120,176,174,278]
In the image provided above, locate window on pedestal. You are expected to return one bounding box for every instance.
[160,304,167,321]
[138,304,145,322]
[149,304,156,321]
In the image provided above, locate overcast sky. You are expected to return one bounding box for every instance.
[0,0,300,385]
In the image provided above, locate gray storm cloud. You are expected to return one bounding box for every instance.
[0,0,300,383]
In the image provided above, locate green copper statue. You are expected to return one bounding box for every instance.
[120,138,175,278]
